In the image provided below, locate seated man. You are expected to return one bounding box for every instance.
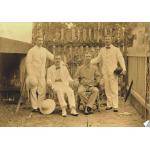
[74,52,100,115]
[47,54,78,117]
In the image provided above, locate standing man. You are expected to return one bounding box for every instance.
[74,52,100,115]
[47,55,78,117]
[26,36,54,112]
[91,35,126,112]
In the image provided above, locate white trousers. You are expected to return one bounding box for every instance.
[52,82,76,109]
[30,78,46,109]
[104,74,118,109]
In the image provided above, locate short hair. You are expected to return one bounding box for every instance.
[35,35,43,41]
[54,54,61,59]
[104,35,112,38]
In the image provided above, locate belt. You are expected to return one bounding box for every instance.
[55,79,62,82]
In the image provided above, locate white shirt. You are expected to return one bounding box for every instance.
[47,65,73,86]
[91,44,126,76]
[26,45,54,79]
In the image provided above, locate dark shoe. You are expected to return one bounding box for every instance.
[84,107,89,115]
[87,106,94,114]
[106,107,113,110]
[71,113,79,116]
[113,108,118,112]
[32,108,39,112]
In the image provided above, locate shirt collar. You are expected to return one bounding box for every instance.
[34,45,42,49]
[55,65,61,70]
[83,63,91,68]
[105,44,113,49]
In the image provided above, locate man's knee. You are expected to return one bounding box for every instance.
[55,88,63,95]
[91,87,99,94]
[66,88,74,96]
[66,87,73,93]
[78,88,85,96]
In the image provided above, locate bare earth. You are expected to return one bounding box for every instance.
[0,98,144,127]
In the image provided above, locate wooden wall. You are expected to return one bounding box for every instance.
[127,23,150,119]
[128,54,147,99]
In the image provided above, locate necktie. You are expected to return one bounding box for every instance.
[106,46,110,49]
[56,66,61,70]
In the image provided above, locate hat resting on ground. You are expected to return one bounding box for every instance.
[39,99,56,115]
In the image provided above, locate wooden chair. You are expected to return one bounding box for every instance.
[46,87,70,110]
[76,89,101,112]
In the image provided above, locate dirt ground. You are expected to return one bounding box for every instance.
[0,98,144,127]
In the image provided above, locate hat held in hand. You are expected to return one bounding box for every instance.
[114,67,123,75]
[39,99,56,115]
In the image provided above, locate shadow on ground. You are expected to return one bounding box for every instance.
[0,98,144,127]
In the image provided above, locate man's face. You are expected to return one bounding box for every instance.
[54,56,61,66]
[105,36,112,47]
[36,37,43,47]
[90,48,96,58]
[85,53,92,64]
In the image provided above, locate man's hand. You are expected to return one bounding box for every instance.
[47,81,53,89]
[72,80,79,88]
[69,80,74,88]
[121,70,126,75]
[99,78,104,87]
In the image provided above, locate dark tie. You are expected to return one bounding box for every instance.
[56,66,61,70]
[106,46,110,49]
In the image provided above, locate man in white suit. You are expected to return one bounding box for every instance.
[91,35,126,112]
[26,36,54,112]
[47,55,78,117]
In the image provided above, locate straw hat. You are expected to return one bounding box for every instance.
[39,99,56,115]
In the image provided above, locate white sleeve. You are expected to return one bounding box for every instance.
[46,49,54,61]
[64,66,73,82]
[91,51,102,64]
[117,48,126,71]
[26,49,32,76]
[47,68,52,85]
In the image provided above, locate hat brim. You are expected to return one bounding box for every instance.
[39,99,56,115]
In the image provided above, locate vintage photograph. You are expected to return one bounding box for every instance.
[0,22,149,127]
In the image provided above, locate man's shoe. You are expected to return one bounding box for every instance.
[71,108,79,116]
[62,108,67,117]
[84,107,89,115]
[106,107,113,110]
[87,106,94,114]
[32,108,39,112]
[113,108,118,112]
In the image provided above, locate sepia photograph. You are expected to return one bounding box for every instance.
[0,22,149,127]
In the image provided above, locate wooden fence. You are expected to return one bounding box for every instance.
[49,45,100,77]
[127,47,150,117]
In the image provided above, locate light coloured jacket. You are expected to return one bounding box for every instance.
[47,65,73,86]
[26,45,54,79]
[91,44,126,76]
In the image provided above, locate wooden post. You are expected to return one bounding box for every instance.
[83,28,87,41]
[97,23,100,42]
[88,28,92,41]
[52,45,56,55]
[61,28,64,41]
[72,28,76,41]
[77,28,80,41]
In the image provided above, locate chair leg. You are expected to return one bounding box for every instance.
[76,95,81,110]
[96,95,101,112]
